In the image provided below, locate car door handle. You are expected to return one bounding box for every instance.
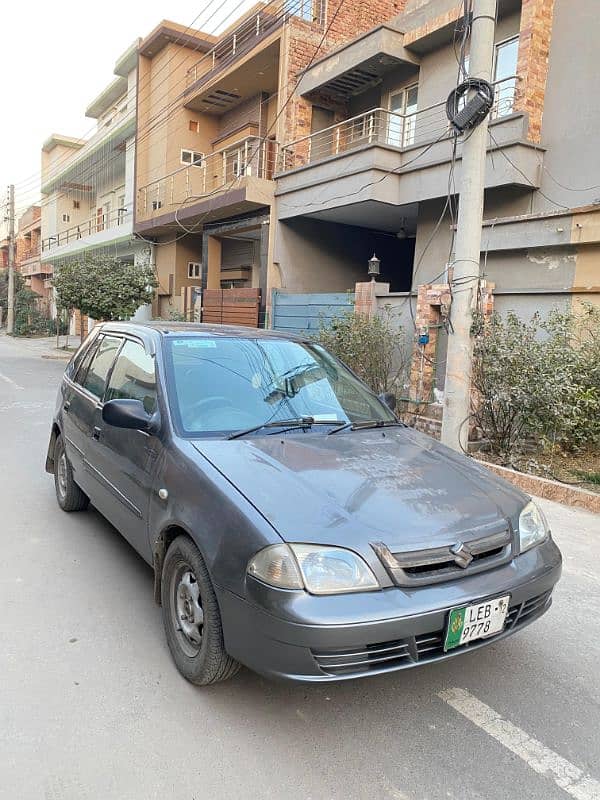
[92,426,102,440]
[64,401,70,413]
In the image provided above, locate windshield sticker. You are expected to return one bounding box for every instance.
[172,339,217,348]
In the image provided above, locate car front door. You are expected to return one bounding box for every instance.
[89,338,161,561]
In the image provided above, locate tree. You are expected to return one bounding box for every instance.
[53,256,157,341]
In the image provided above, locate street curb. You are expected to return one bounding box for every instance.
[41,354,72,361]
[476,460,600,514]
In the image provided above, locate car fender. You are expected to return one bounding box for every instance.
[148,440,282,604]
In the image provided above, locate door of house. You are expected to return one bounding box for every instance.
[388,84,419,147]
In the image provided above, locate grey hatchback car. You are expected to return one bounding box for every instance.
[47,322,562,685]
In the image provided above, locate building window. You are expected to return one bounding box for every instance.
[152,200,162,211]
[62,213,70,223]
[189,120,200,133]
[181,149,204,167]
[188,262,202,279]
[117,195,127,224]
[493,36,519,117]
[290,0,325,24]
[388,83,419,147]
[73,200,80,210]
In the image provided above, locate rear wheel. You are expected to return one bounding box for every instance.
[161,535,240,685]
[54,435,89,512]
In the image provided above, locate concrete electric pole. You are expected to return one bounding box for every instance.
[441,0,497,452]
[6,184,16,335]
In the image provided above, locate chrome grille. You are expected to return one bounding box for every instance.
[311,590,552,677]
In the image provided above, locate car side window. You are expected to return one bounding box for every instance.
[81,335,122,399]
[73,336,101,386]
[66,329,99,381]
[105,340,157,415]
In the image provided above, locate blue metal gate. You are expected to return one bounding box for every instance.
[270,291,355,336]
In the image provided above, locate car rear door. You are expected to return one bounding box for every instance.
[59,332,105,495]
[88,337,161,562]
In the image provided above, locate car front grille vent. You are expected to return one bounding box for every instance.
[311,590,552,677]
[372,529,513,587]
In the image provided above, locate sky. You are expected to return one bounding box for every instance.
[0,0,255,224]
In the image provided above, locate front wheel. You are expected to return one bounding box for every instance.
[161,535,240,685]
[54,435,89,512]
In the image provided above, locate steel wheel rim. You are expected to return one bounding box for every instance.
[170,564,204,658]
[57,451,68,500]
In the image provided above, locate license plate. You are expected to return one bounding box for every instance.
[444,595,510,651]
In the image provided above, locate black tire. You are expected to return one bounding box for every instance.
[54,435,89,512]
[161,535,240,685]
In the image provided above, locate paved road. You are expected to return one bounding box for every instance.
[1,334,599,800]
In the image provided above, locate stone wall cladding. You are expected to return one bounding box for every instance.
[514,0,556,144]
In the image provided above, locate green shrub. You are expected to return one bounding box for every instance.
[472,304,600,458]
[314,307,408,395]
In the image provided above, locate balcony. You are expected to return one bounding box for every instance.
[276,77,543,226]
[185,0,324,106]
[42,208,133,258]
[41,105,135,195]
[21,262,52,278]
[136,135,279,231]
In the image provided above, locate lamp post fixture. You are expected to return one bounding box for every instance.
[368,253,381,280]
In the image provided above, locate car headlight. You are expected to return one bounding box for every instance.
[518,501,549,553]
[247,544,380,595]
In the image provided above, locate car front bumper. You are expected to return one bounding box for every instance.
[216,537,562,682]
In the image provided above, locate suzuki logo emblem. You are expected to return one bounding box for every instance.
[450,541,474,568]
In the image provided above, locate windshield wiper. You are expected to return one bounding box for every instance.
[328,419,404,435]
[227,416,345,440]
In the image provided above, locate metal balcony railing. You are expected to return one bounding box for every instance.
[41,207,132,253]
[185,0,325,88]
[137,136,279,217]
[41,104,134,192]
[278,76,519,173]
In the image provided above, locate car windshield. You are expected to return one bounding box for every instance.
[164,335,395,437]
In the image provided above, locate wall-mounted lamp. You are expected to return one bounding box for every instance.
[368,253,381,279]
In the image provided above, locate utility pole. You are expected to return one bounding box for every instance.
[441,0,497,452]
[6,184,16,334]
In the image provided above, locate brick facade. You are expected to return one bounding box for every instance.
[514,0,556,143]
[284,0,409,157]
[403,281,495,440]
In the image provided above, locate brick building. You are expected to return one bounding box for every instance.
[273,0,600,411]
[134,1,402,321]
[15,205,52,306]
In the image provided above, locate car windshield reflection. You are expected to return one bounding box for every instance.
[164,336,395,437]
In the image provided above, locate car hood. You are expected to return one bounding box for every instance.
[192,427,527,551]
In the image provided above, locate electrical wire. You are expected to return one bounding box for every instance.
[487,128,570,210]
[13,0,319,216]
[10,0,247,195]
[171,0,351,237]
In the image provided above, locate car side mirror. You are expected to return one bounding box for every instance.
[102,399,157,433]
[378,392,397,412]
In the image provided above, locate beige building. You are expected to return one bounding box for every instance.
[133,1,401,322]
[40,39,152,329]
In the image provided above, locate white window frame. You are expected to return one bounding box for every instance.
[187,261,202,279]
[492,35,519,118]
[388,82,419,148]
[181,149,204,167]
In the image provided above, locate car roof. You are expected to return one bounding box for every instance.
[97,321,309,343]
